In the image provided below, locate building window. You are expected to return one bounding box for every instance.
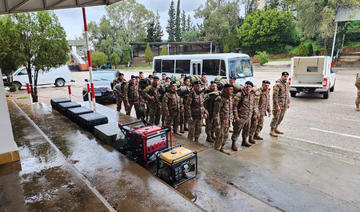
[176,60,190,74]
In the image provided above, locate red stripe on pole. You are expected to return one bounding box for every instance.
[26,83,31,94]
[87,83,90,92]
[82,8,88,31]
[87,50,92,67]
[91,83,95,99]
[67,85,72,95]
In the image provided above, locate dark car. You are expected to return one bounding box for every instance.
[83,71,116,104]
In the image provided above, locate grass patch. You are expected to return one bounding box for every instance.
[344,41,360,47]
[268,58,291,62]
[17,95,29,99]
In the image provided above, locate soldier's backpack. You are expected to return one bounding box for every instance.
[113,82,124,95]
[204,91,220,114]
[214,77,228,91]
[139,78,151,90]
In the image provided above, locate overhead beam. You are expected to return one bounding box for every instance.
[48,0,64,9]
[3,0,8,12]
[9,0,31,12]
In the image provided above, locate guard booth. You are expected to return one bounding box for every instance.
[0,0,122,165]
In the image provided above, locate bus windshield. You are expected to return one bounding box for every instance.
[229,58,253,78]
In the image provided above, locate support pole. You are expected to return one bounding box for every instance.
[67,85,72,101]
[210,42,213,54]
[82,7,96,110]
[26,83,33,104]
[330,22,338,64]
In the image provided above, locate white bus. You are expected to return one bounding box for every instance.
[152,53,254,85]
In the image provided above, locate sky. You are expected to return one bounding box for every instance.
[54,0,206,40]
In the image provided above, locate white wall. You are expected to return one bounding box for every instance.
[0,69,18,155]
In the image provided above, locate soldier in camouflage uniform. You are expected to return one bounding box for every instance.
[186,80,208,142]
[200,73,208,90]
[179,77,192,132]
[270,72,290,137]
[112,73,126,112]
[249,80,271,143]
[213,84,233,155]
[231,81,257,150]
[204,81,219,143]
[161,73,167,86]
[163,82,182,135]
[356,73,360,111]
[143,76,162,125]
[124,75,142,119]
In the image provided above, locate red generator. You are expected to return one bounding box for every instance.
[118,120,172,168]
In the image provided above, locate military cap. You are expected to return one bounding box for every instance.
[119,73,124,76]
[153,71,157,73]
[131,75,136,79]
[170,81,177,85]
[245,81,254,87]
[162,73,167,76]
[166,77,171,80]
[139,71,143,75]
[193,80,202,85]
[184,76,190,81]
[282,72,289,76]
[148,75,153,78]
[223,83,233,89]
[210,81,216,84]
[230,76,236,80]
[135,76,139,79]
[262,80,271,84]
[181,74,185,76]
[202,73,207,76]
[153,76,160,80]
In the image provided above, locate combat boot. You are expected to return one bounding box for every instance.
[231,140,238,151]
[241,139,252,147]
[254,134,263,140]
[206,136,214,143]
[275,129,284,134]
[270,128,278,137]
[249,136,256,144]
[220,148,231,155]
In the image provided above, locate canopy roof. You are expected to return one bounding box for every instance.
[335,7,360,22]
[0,0,121,15]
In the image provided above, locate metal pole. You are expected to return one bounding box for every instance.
[210,42,213,54]
[82,7,96,110]
[330,22,338,63]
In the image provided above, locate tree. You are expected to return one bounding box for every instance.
[295,0,360,53]
[167,0,176,42]
[154,11,163,42]
[110,52,121,67]
[238,9,298,55]
[181,10,186,37]
[14,12,69,102]
[91,51,108,68]
[182,30,201,42]
[146,20,155,42]
[144,43,154,64]
[296,43,309,56]
[160,46,169,55]
[175,0,181,41]
[121,50,131,65]
[0,16,24,85]
[223,43,230,53]
[186,14,192,31]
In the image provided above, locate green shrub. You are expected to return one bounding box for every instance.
[160,46,169,55]
[315,50,321,56]
[255,51,268,66]
[307,43,314,56]
[9,85,16,92]
[296,43,309,56]
[144,43,154,64]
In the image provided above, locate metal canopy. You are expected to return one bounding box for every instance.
[0,0,120,15]
[335,7,360,22]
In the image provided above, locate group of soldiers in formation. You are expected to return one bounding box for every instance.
[111,71,291,155]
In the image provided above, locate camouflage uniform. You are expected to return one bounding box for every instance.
[143,83,162,125]
[123,81,141,119]
[213,91,233,150]
[113,79,126,112]
[249,88,271,137]
[201,79,208,91]
[204,91,220,142]
[178,85,191,132]
[355,76,360,111]
[270,79,290,130]
[232,89,258,147]
[186,89,207,142]
[162,89,182,133]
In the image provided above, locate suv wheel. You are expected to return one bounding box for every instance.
[55,78,65,87]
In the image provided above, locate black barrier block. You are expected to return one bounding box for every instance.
[77,112,108,131]
[67,107,93,121]
[57,102,81,116]
[50,98,71,111]
[94,122,119,145]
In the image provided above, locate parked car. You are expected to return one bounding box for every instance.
[83,71,116,104]
[10,66,72,90]
[289,56,336,99]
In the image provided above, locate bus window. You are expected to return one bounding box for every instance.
[162,60,175,73]
[229,59,253,78]
[220,60,226,76]
[176,60,190,74]
[203,60,220,75]
[155,59,161,73]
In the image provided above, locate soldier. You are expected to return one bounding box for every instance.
[163,81,182,135]
[204,81,219,143]
[213,84,233,155]
[123,75,141,119]
[179,77,192,132]
[270,72,290,137]
[111,72,122,89]
[152,71,157,77]
[249,80,271,142]
[186,80,208,142]
[144,75,154,121]
[143,76,161,125]
[231,81,257,150]
[161,73,167,85]
[112,73,126,112]
[200,73,208,90]
[356,73,360,111]
[139,71,145,79]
